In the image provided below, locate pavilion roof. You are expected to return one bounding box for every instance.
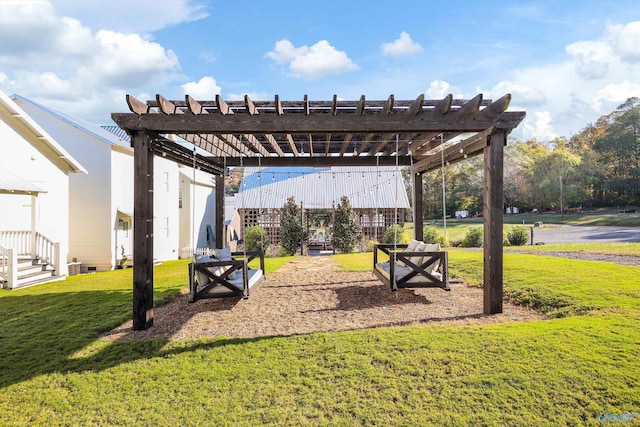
[111,93,525,175]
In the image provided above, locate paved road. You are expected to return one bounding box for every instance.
[530,225,640,244]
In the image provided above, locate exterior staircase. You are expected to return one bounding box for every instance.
[1,257,58,289]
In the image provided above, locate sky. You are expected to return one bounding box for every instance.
[2,0,640,141]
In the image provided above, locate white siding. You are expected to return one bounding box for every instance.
[111,149,134,267]
[17,104,116,272]
[178,168,217,255]
[153,156,180,261]
[0,120,71,274]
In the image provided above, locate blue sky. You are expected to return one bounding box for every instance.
[2,1,640,141]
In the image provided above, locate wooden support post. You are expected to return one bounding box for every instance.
[413,172,424,241]
[215,175,224,249]
[132,131,154,330]
[483,130,505,314]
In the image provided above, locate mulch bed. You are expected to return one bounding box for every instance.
[104,256,544,342]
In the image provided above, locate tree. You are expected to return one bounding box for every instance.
[279,197,305,255]
[332,196,361,253]
[244,226,269,253]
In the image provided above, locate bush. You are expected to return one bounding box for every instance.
[384,224,409,244]
[460,227,483,248]
[280,197,306,255]
[244,226,269,253]
[423,226,438,244]
[507,226,529,246]
[332,196,362,253]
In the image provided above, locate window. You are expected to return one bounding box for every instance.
[164,217,169,237]
[179,190,183,209]
[163,171,170,192]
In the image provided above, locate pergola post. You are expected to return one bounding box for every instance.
[413,172,424,241]
[132,131,154,330]
[215,175,224,249]
[483,130,505,314]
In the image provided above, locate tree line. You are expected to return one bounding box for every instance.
[416,97,640,217]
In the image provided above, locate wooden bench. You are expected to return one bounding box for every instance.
[189,250,265,303]
[373,243,450,292]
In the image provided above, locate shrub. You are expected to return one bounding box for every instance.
[280,197,306,255]
[460,227,483,248]
[332,196,362,253]
[423,226,438,244]
[384,224,408,244]
[244,226,269,253]
[507,226,529,246]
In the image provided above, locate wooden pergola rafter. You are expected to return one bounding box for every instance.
[112,92,525,330]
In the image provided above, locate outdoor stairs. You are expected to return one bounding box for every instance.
[1,257,59,289]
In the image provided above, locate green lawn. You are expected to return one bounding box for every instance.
[1,249,639,426]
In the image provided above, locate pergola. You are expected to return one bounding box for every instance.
[112,92,525,330]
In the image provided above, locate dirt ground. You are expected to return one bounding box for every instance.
[104,256,545,342]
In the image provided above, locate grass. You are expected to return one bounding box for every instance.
[506,242,640,256]
[1,249,639,425]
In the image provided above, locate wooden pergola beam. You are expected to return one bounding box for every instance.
[111,110,526,135]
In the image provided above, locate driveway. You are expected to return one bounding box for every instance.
[530,225,640,244]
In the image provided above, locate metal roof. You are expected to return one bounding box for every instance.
[235,166,410,210]
[0,170,47,195]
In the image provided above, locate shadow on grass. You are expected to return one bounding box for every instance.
[0,288,266,389]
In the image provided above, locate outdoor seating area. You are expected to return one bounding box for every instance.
[373,240,449,291]
[188,248,265,302]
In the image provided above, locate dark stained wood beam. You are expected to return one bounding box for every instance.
[112,110,526,135]
[383,94,394,115]
[222,155,413,167]
[339,133,354,156]
[304,94,310,115]
[264,134,285,156]
[457,94,483,116]
[413,172,423,241]
[411,128,494,174]
[245,94,258,115]
[479,94,511,119]
[286,134,299,156]
[356,95,366,115]
[356,133,378,156]
[369,133,397,156]
[434,94,453,115]
[216,94,234,115]
[127,94,151,115]
[215,175,224,250]
[132,131,154,330]
[407,94,424,115]
[484,130,505,314]
[331,94,338,116]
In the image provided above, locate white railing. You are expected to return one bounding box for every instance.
[0,231,31,257]
[0,230,61,281]
[0,244,17,289]
[179,247,216,259]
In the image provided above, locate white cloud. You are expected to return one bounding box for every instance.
[593,80,640,110]
[607,21,640,63]
[565,40,611,79]
[381,32,423,56]
[266,39,359,79]
[50,0,208,34]
[180,76,221,99]
[0,1,184,122]
[484,81,547,106]
[522,111,557,141]
[425,80,462,99]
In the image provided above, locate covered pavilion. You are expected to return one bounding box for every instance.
[111,92,526,330]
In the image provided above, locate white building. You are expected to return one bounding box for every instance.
[0,91,86,288]
[12,95,216,272]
